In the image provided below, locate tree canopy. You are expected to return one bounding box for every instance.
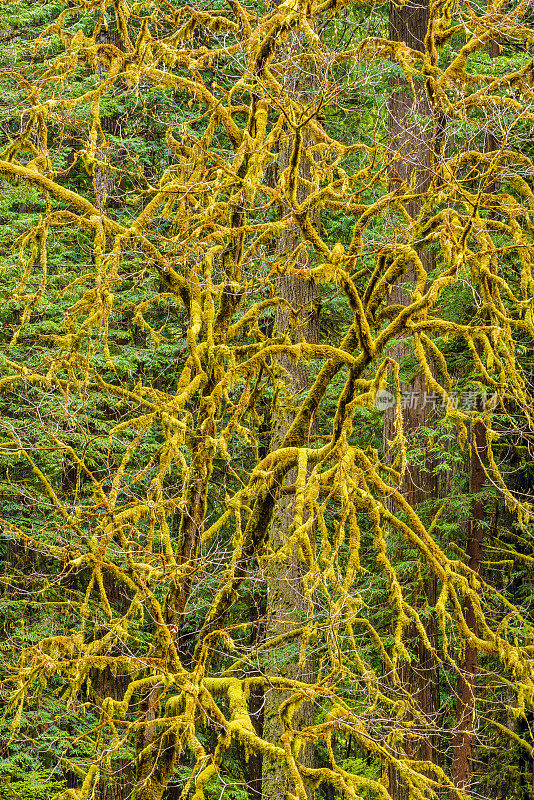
[1,0,534,798]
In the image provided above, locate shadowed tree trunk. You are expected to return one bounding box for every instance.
[262,220,320,800]
[450,38,498,790]
[385,2,441,797]
[262,283,319,800]
[262,48,320,799]
[93,18,121,213]
[93,665,132,799]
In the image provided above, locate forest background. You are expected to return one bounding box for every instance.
[0,0,534,799]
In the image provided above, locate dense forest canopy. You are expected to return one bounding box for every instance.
[0,0,534,798]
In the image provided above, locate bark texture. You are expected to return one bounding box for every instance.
[262,81,320,800]
[451,40,496,788]
[451,417,486,798]
[93,667,132,800]
[385,3,441,797]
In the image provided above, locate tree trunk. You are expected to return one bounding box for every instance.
[93,17,122,212]
[262,292,319,800]
[385,2,441,797]
[93,667,132,800]
[450,36,498,784]
[451,36,497,789]
[262,90,320,800]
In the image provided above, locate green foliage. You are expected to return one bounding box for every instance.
[0,0,533,799]
[0,755,66,800]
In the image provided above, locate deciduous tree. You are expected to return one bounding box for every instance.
[1,1,534,800]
